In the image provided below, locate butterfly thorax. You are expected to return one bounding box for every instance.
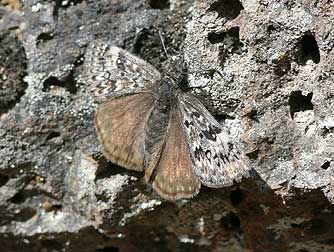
[156,74,180,109]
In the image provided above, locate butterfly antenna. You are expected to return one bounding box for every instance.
[159,30,170,64]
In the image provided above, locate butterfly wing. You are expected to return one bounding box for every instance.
[178,93,250,187]
[81,41,161,103]
[95,92,155,171]
[144,107,201,200]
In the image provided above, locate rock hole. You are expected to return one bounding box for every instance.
[230,188,244,205]
[14,207,37,222]
[36,33,54,47]
[41,239,63,250]
[305,218,330,235]
[215,113,235,122]
[208,27,241,46]
[267,24,278,35]
[95,157,141,180]
[283,0,296,10]
[46,131,61,141]
[74,53,85,67]
[243,108,259,122]
[273,56,291,76]
[296,34,320,65]
[321,161,330,170]
[246,149,259,160]
[291,223,302,228]
[209,0,244,20]
[221,212,241,230]
[0,173,9,187]
[288,91,313,119]
[319,126,334,136]
[131,28,172,68]
[132,28,151,55]
[0,31,27,115]
[42,72,77,94]
[208,31,225,44]
[148,0,170,9]
[53,0,84,17]
[96,246,120,252]
[43,203,62,212]
[208,27,244,65]
[10,191,26,204]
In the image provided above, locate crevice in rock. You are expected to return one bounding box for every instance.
[42,202,63,212]
[283,0,296,10]
[129,27,162,65]
[215,113,236,122]
[208,31,225,44]
[148,0,170,9]
[0,173,9,187]
[13,207,37,222]
[267,24,279,35]
[132,28,152,55]
[247,149,259,160]
[36,33,54,48]
[10,191,26,204]
[42,71,77,94]
[0,206,37,224]
[96,247,120,252]
[41,239,63,251]
[209,0,244,20]
[74,53,85,67]
[288,91,314,119]
[230,188,244,205]
[243,108,260,122]
[96,246,120,252]
[208,27,244,65]
[319,126,334,137]
[304,218,330,235]
[272,55,291,76]
[0,31,28,115]
[94,156,141,181]
[46,131,61,142]
[221,212,241,230]
[208,27,241,46]
[53,0,84,17]
[321,161,330,170]
[11,186,58,205]
[296,33,320,65]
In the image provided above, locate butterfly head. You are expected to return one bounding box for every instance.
[162,55,189,92]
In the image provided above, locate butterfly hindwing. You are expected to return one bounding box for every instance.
[95,92,155,171]
[144,107,201,200]
[178,93,250,187]
[81,41,161,103]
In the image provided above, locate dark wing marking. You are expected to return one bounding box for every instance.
[178,93,250,187]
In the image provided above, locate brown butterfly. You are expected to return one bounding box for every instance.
[81,40,250,200]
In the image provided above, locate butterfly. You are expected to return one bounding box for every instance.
[81,40,250,200]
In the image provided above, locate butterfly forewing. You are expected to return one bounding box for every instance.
[145,108,201,200]
[82,41,161,103]
[178,93,250,187]
[95,92,155,171]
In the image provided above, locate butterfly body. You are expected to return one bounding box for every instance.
[84,42,250,200]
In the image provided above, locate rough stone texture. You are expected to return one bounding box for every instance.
[0,0,334,251]
[185,0,334,200]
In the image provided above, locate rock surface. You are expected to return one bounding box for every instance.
[0,0,334,251]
